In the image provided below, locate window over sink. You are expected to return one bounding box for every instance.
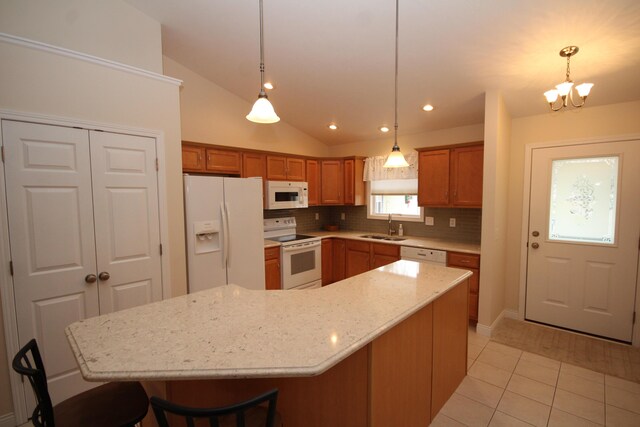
[367,179,423,221]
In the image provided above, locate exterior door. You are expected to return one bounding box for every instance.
[3,121,101,404]
[90,131,162,312]
[525,140,640,342]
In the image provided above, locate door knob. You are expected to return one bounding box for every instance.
[532,231,540,237]
[531,242,540,249]
[85,274,97,283]
[98,272,111,281]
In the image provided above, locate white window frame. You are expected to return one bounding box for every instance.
[366,181,424,222]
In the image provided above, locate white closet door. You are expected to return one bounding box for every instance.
[2,120,100,404]
[89,131,162,313]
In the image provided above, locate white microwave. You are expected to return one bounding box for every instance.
[266,181,308,210]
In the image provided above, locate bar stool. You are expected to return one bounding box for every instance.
[150,388,283,427]
[12,339,149,427]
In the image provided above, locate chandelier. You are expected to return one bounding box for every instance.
[543,46,593,112]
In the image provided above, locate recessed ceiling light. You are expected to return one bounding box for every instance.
[379,126,390,133]
[328,124,338,130]
[263,82,274,90]
[422,104,435,112]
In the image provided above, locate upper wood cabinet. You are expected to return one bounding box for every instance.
[418,143,483,208]
[320,160,344,205]
[266,155,306,181]
[205,148,242,175]
[306,159,320,206]
[344,158,365,206]
[182,145,206,172]
[242,152,266,179]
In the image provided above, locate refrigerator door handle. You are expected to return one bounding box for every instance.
[221,202,229,268]
[224,202,231,266]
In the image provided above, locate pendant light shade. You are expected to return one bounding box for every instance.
[246,90,280,123]
[247,0,280,124]
[383,0,409,168]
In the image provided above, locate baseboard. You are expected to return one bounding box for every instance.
[476,308,515,337]
[0,413,16,427]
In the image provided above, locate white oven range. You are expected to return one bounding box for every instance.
[264,217,322,290]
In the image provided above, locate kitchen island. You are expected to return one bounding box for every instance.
[66,260,471,426]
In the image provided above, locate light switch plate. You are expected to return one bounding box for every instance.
[449,218,456,227]
[425,216,434,226]
[315,213,319,220]
[341,213,345,220]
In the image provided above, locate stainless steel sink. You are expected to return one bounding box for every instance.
[359,234,406,242]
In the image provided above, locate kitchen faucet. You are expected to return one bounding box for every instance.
[388,213,396,235]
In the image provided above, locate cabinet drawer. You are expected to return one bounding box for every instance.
[346,240,370,252]
[371,242,400,257]
[447,252,480,269]
[264,246,280,260]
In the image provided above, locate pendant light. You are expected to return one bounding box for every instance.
[383,0,409,168]
[246,0,280,124]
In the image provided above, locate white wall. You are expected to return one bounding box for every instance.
[478,91,511,331]
[329,123,484,158]
[0,0,184,420]
[505,100,640,313]
[0,0,163,73]
[163,56,331,157]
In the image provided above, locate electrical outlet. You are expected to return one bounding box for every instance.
[341,213,345,220]
[315,213,319,220]
[425,216,434,226]
[449,218,456,227]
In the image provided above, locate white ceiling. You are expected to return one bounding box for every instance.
[125,0,640,145]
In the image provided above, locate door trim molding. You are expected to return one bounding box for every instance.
[0,109,174,423]
[518,133,640,347]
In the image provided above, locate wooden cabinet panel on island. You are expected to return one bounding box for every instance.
[264,246,281,290]
[447,251,480,323]
[320,160,344,205]
[418,143,483,208]
[321,238,332,286]
[266,156,306,181]
[306,159,320,206]
[182,144,206,172]
[205,148,242,175]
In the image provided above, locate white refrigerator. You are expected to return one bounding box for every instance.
[183,174,265,292]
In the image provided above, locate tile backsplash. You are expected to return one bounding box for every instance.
[264,205,481,243]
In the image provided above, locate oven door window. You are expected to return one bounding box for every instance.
[290,250,316,275]
[275,191,300,202]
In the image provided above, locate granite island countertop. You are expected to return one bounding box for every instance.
[66,261,471,382]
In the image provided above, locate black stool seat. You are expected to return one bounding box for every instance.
[12,338,148,427]
[54,381,148,427]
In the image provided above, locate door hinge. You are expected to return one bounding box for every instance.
[1,146,4,163]
[159,244,163,255]
[155,158,159,171]
[634,311,636,325]
[9,260,13,276]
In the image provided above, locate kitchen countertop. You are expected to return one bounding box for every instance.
[65,261,471,382]
[263,230,480,254]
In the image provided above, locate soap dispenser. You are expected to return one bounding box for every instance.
[398,223,403,237]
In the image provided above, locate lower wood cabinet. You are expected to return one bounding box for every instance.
[346,240,371,278]
[331,239,346,283]
[447,251,480,322]
[264,246,281,290]
[371,243,400,269]
[316,239,400,281]
[321,238,332,286]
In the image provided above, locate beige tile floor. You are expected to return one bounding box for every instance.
[433,329,640,427]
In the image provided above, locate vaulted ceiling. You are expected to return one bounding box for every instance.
[125,0,640,145]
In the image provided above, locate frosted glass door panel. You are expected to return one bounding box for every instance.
[548,156,619,244]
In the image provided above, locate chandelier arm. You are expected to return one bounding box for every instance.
[550,101,564,112]
[568,89,585,108]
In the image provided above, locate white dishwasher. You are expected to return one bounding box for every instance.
[400,246,447,266]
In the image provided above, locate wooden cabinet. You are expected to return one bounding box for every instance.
[266,155,305,181]
[418,143,483,208]
[320,160,344,205]
[346,240,371,278]
[447,251,480,323]
[242,152,266,179]
[332,238,346,283]
[343,158,365,206]
[371,243,400,269]
[321,238,332,286]
[205,148,242,174]
[182,144,206,172]
[264,246,281,290]
[306,159,320,206]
